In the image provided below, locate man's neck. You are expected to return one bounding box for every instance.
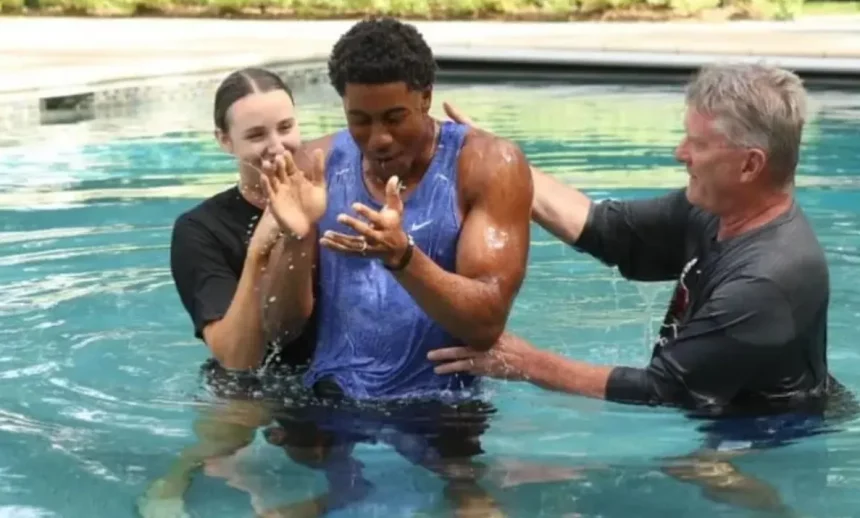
[414,117,440,176]
[367,118,439,189]
[717,188,793,241]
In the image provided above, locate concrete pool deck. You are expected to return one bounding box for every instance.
[2,15,860,112]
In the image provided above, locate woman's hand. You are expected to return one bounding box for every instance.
[260,149,327,239]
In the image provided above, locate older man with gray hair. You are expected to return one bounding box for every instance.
[433,62,854,511]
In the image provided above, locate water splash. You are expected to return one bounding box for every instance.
[484,226,509,251]
[0,82,858,518]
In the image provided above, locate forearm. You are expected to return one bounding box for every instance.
[260,233,315,342]
[206,254,269,370]
[516,341,613,400]
[392,249,509,350]
[530,165,592,245]
[506,335,666,405]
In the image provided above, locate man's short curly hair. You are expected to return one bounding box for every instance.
[327,17,436,97]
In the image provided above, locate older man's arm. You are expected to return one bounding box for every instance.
[604,277,794,411]
[442,101,692,282]
[430,277,793,411]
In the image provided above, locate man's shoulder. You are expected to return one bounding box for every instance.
[461,126,523,162]
[293,134,340,172]
[458,127,530,189]
[718,205,828,306]
[299,134,338,154]
[751,203,827,281]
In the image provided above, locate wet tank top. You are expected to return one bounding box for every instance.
[304,121,477,400]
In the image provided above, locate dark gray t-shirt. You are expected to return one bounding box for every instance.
[575,188,836,417]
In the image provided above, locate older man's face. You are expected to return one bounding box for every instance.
[674,107,764,215]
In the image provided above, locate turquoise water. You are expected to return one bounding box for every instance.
[1,81,860,518]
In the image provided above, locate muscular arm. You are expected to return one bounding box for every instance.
[258,137,333,343]
[392,132,533,350]
[170,216,269,370]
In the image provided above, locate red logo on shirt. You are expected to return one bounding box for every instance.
[657,257,699,346]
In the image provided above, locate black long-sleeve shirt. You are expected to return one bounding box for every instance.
[574,188,834,417]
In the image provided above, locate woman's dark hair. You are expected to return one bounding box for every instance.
[213,67,295,132]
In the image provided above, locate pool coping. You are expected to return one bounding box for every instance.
[432,47,860,77]
[9,45,860,103]
[5,39,860,131]
[0,57,330,131]
[12,46,860,94]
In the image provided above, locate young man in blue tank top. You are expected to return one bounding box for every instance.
[255,17,533,518]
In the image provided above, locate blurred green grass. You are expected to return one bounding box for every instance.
[3,0,850,21]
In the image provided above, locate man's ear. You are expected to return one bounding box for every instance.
[421,88,432,114]
[740,148,767,185]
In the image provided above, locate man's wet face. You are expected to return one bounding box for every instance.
[343,82,431,180]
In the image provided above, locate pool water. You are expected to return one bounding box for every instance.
[2,80,860,518]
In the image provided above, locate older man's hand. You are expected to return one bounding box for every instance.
[442,101,478,128]
[427,332,533,381]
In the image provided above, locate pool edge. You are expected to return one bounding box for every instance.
[431,47,860,86]
[3,45,859,130]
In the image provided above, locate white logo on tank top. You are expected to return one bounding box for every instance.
[410,220,433,232]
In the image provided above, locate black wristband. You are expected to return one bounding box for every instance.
[384,233,415,272]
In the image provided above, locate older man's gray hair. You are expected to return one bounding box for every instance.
[685,62,808,185]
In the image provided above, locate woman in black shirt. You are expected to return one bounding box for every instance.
[138,67,317,518]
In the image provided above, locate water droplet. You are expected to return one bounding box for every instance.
[288,265,294,270]
[268,296,277,303]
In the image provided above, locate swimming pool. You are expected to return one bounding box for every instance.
[2,78,860,518]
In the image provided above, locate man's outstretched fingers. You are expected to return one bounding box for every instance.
[433,360,474,375]
[427,346,474,361]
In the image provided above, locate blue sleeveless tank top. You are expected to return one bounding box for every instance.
[305,121,477,400]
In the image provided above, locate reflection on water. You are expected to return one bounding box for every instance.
[1,80,860,517]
